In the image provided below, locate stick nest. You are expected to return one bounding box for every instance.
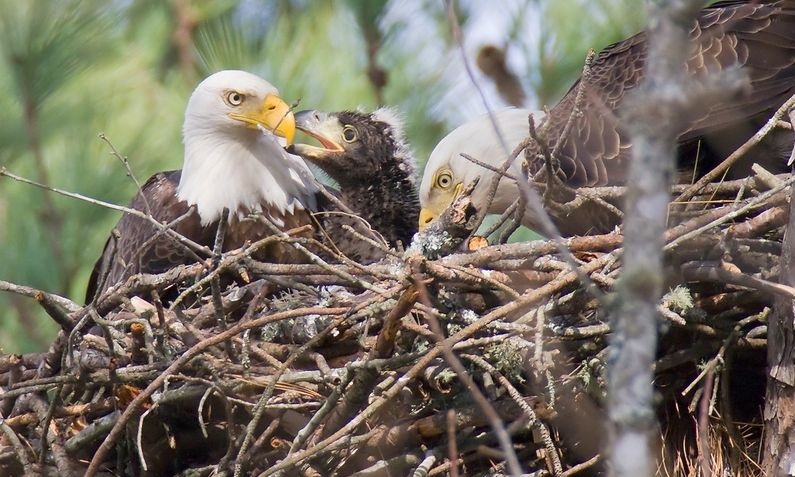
[0,163,790,477]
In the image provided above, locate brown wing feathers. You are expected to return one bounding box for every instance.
[85,172,317,303]
[85,171,207,303]
[527,0,795,189]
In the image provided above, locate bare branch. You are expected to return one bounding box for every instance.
[609,2,709,476]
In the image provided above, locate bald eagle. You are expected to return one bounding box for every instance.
[291,108,419,260]
[419,108,544,233]
[420,0,795,236]
[86,70,316,302]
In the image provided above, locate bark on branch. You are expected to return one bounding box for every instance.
[609,2,714,476]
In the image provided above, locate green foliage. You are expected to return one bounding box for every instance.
[0,0,114,106]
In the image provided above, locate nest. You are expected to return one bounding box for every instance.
[0,154,790,477]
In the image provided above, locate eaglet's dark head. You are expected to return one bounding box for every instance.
[291,108,416,186]
[292,107,420,250]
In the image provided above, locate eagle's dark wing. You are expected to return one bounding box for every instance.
[85,170,210,303]
[527,0,795,187]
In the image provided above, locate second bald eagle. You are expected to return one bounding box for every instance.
[421,0,795,236]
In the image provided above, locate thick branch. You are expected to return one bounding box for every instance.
[609,2,707,476]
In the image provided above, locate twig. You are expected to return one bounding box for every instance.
[446,409,460,477]
[0,411,35,477]
[136,407,153,471]
[469,139,532,236]
[286,368,355,456]
[681,263,795,300]
[666,174,795,250]
[0,167,211,257]
[548,49,596,165]
[412,270,523,475]
[464,353,563,476]
[83,306,348,477]
[697,370,714,477]
[459,153,518,181]
[99,133,153,216]
[211,208,236,361]
[481,200,519,239]
[561,454,601,476]
[341,224,400,258]
[0,281,81,313]
[675,91,795,203]
[681,312,760,396]
[412,452,438,477]
[27,394,77,477]
[498,197,526,244]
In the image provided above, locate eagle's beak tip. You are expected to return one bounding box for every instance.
[282,118,296,145]
[419,208,436,231]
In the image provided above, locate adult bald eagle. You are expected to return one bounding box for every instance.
[419,108,545,233]
[420,0,795,236]
[86,70,316,302]
[291,108,419,260]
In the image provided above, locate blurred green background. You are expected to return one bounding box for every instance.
[0,0,644,353]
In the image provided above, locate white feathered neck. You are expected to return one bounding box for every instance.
[178,127,318,227]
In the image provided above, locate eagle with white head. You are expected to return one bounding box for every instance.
[419,108,544,232]
[86,70,317,302]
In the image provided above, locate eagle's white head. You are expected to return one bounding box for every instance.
[418,108,545,231]
[178,70,318,226]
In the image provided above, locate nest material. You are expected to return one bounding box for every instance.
[0,161,790,476]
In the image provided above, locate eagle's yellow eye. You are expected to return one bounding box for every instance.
[436,171,453,189]
[226,91,245,106]
[342,125,358,142]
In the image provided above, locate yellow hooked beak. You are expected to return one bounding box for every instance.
[418,182,463,231]
[229,94,296,145]
[419,208,436,231]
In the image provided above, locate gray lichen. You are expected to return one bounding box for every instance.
[662,285,694,313]
[485,337,526,382]
[405,229,458,260]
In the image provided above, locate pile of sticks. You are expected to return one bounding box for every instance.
[0,158,791,476]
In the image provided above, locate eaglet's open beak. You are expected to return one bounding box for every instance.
[291,110,344,160]
[229,94,296,145]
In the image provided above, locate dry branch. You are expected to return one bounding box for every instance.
[609,2,725,476]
